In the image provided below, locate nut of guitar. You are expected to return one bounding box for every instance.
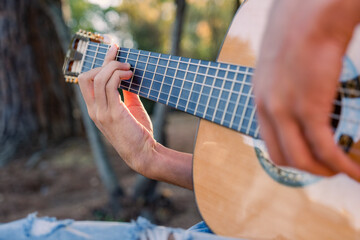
[63,29,105,83]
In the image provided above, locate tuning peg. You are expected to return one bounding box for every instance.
[71,77,78,83]
[64,76,79,84]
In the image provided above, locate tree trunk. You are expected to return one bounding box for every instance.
[0,0,79,165]
[234,0,241,15]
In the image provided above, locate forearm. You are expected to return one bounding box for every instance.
[146,143,193,190]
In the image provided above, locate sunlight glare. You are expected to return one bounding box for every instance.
[87,0,123,9]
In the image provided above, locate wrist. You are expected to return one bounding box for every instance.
[147,142,193,190]
[298,0,360,48]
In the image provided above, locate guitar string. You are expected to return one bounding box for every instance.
[85,44,360,102]
[81,64,360,130]
[80,43,360,129]
[81,57,360,115]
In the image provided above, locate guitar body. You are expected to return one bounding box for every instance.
[194,0,360,239]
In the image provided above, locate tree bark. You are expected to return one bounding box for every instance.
[0,0,79,165]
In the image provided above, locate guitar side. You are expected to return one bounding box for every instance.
[193,0,360,239]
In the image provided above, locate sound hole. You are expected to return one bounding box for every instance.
[254,147,320,188]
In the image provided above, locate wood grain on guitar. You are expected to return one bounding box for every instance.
[63,0,360,239]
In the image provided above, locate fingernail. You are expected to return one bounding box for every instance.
[109,44,117,52]
[123,70,133,80]
[127,63,131,69]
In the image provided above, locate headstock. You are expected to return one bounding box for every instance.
[63,30,104,83]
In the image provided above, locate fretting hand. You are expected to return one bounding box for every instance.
[78,44,193,189]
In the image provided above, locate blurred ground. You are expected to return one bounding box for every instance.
[0,112,202,229]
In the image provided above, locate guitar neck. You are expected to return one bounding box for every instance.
[81,42,259,138]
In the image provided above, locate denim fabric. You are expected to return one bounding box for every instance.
[187,221,213,234]
[0,213,242,240]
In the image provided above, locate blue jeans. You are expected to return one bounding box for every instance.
[0,213,242,240]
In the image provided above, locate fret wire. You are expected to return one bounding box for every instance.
[211,64,229,122]
[176,58,192,110]
[237,67,253,132]
[157,54,171,102]
[184,60,200,113]
[128,49,141,91]
[174,59,187,109]
[220,64,236,125]
[166,57,182,106]
[209,63,222,121]
[192,62,203,115]
[229,66,248,129]
[91,43,100,69]
[137,51,151,95]
[254,124,260,139]
[147,53,161,99]
[183,60,193,112]
[194,61,212,117]
[81,59,255,107]
[86,42,255,76]
[202,62,219,119]
[85,45,254,85]
[122,48,130,91]
[245,87,257,134]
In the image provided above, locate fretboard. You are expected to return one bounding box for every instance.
[81,42,259,138]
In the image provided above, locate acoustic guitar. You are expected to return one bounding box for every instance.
[63,0,360,239]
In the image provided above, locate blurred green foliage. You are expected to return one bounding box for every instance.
[64,0,237,61]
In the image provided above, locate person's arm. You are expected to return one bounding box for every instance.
[78,44,193,190]
[253,0,360,180]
